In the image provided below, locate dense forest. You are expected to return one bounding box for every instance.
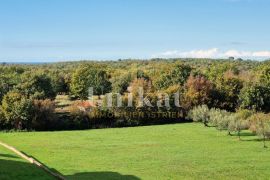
[0,59,270,138]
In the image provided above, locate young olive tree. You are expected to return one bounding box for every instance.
[188,105,210,127]
[218,114,235,135]
[228,110,251,140]
[249,113,270,148]
[208,108,233,133]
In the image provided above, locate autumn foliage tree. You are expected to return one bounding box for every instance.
[182,75,213,110]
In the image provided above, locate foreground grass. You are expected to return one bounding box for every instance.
[0,123,269,180]
[0,146,53,180]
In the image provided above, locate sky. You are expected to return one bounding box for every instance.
[0,0,270,62]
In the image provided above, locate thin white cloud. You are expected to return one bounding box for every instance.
[152,48,270,60]
[253,51,270,57]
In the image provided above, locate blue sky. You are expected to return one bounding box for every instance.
[0,0,270,62]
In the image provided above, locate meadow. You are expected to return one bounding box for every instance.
[0,123,269,180]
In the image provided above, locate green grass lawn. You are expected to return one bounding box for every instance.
[0,146,53,180]
[0,123,269,180]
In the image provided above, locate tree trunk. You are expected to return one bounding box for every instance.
[263,135,267,148]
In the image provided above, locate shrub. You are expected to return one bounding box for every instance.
[68,104,91,130]
[188,105,210,127]
[88,107,115,128]
[32,99,56,131]
[236,109,254,120]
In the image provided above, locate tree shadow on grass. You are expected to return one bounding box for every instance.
[66,172,141,180]
[0,158,141,180]
[0,160,141,180]
[21,151,65,178]
[228,132,270,142]
[0,153,18,159]
[230,132,256,137]
[228,132,270,144]
[241,138,270,142]
[0,159,53,180]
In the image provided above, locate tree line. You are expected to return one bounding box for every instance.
[0,58,269,131]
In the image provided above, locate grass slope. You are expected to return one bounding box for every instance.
[0,123,269,180]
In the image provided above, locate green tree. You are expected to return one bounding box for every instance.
[155,64,192,89]
[212,77,243,111]
[239,83,270,112]
[1,91,34,130]
[50,72,70,94]
[0,66,24,101]
[0,107,6,129]
[260,66,270,86]
[18,72,56,99]
[111,73,132,94]
[0,76,11,102]
[136,70,149,80]
[70,65,112,99]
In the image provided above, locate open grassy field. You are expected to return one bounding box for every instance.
[0,123,269,180]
